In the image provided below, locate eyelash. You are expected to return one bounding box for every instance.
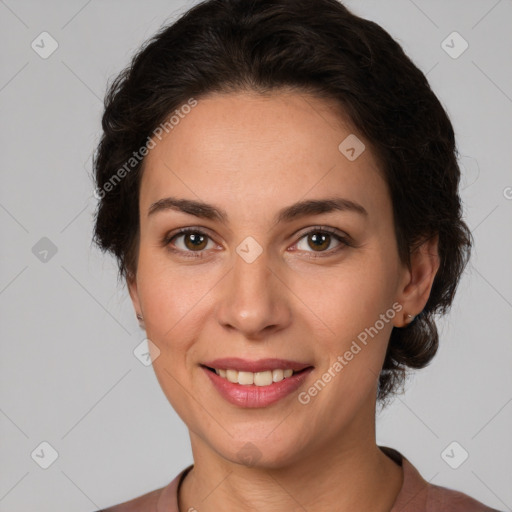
[162,226,352,259]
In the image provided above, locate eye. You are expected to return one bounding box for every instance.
[293,227,350,256]
[163,226,351,259]
[164,228,216,257]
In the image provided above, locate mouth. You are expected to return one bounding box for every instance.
[201,365,311,386]
[200,358,314,408]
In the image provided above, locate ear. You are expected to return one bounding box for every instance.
[127,273,144,328]
[394,234,440,327]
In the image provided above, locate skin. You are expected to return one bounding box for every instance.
[128,90,440,512]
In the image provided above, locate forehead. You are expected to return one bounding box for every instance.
[140,91,390,226]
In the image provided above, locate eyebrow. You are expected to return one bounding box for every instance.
[147,196,368,224]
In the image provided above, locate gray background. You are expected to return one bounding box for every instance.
[0,0,511,510]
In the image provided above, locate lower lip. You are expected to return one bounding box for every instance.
[202,366,314,408]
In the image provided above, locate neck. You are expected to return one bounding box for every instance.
[178,416,403,512]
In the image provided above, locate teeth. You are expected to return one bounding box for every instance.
[226,369,238,383]
[238,371,254,385]
[272,369,284,382]
[214,367,296,386]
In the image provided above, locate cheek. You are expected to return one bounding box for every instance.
[293,251,397,343]
[136,248,217,338]
[295,247,400,408]
[136,255,206,418]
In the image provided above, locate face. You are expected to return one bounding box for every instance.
[129,90,412,468]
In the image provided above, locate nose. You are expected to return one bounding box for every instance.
[215,245,292,339]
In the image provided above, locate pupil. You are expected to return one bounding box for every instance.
[310,233,329,250]
[187,233,206,249]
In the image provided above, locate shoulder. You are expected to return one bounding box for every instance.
[380,446,502,512]
[95,487,163,512]
[94,464,193,512]
[426,482,501,512]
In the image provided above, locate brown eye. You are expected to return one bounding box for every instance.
[165,228,213,254]
[295,228,349,256]
[182,232,208,251]
[306,232,331,251]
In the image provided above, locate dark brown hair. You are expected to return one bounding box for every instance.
[92,0,472,402]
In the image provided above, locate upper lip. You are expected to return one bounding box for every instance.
[202,358,313,373]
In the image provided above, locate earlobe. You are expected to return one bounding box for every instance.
[394,234,440,328]
[127,274,145,327]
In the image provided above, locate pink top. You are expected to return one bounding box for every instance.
[98,447,500,511]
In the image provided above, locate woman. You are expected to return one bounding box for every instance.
[92,0,499,510]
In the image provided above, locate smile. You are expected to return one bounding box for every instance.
[209,367,297,386]
[200,358,314,408]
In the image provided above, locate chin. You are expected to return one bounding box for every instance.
[213,434,307,470]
